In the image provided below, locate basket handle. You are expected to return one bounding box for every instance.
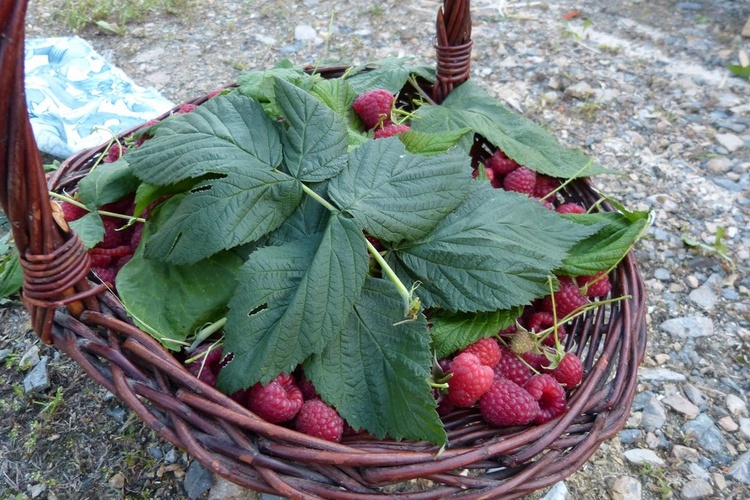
[0,0,100,343]
[433,0,473,103]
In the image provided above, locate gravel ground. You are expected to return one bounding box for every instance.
[2,0,750,499]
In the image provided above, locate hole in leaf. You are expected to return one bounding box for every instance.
[247,304,268,317]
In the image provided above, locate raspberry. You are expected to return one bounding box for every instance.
[61,201,87,222]
[556,203,586,214]
[459,337,502,368]
[576,271,612,298]
[447,353,494,407]
[176,103,197,114]
[103,143,125,163]
[522,351,550,372]
[524,374,567,424]
[503,166,537,195]
[91,266,117,284]
[296,372,319,400]
[509,330,536,355]
[553,352,583,388]
[526,311,567,347]
[534,175,561,199]
[473,166,496,184]
[485,150,519,176]
[185,343,223,387]
[353,89,394,130]
[130,224,143,250]
[479,379,539,427]
[542,276,589,319]
[493,347,533,386]
[373,123,410,139]
[295,399,345,442]
[246,373,304,424]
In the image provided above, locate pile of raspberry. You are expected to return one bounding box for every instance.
[184,345,347,442]
[353,89,410,139]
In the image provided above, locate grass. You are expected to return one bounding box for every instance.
[60,0,193,32]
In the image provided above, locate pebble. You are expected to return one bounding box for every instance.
[638,367,686,382]
[184,461,213,500]
[684,414,727,454]
[0,348,12,362]
[659,316,713,338]
[623,448,665,467]
[727,394,748,417]
[641,397,667,431]
[293,25,317,41]
[714,133,744,152]
[109,472,126,489]
[728,451,750,484]
[740,417,750,441]
[683,384,708,407]
[719,416,739,433]
[672,445,699,462]
[19,345,40,370]
[541,481,568,500]
[22,356,49,394]
[680,479,713,499]
[607,475,642,500]
[564,81,594,100]
[662,392,700,419]
[209,476,261,499]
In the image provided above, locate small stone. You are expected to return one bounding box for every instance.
[715,133,744,152]
[713,472,727,490]
[659,316,713,338]
[688,286,718,311]
[662,393,700,419]
[19,345,40,370]
[23,356,50,394]
[0,348,12,362]
[29,483,46,498]
[727,451,750,484]
[208,476,260,499]
[540,481,567,500]
[184,461,213,500]
[294,25,317,41]
[718,416,739,432]
[654,353,670,365]
[642,397,667,431]
[109,472,126,489]
[726,394,748,416]
[565,81,594,100]
[619,429,643,445]
[672,445,699,462]
[706,157,733,173]
[680,479,713,499]
[623,448,665,467]
[743,17,750,37]
[608,475,642,500]
[739,417,750,440]
[684,414,727,454]
[638,367,686,382]
[688,463,710,482]
[683,383,708,407]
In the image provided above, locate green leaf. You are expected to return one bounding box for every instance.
[400,128,472,156]
[127,93,283,186]
[413,81,609,178]
[728,64,750,79]
[142,170,302,264]
[219,213,369,390]
[344,58,433,95]
[304,277,445,445]
[0,235,22,300]
[69,212,105,249]
[392,184,599,311]
[310,78,359,125]
[429,308,523,360]
[236,65,314,116]
[77,159,139,209]
[266,184,331,245]
[558,211,650,276]
[275,78,349,182]
[329,138,471,242]
[117,197,242,351]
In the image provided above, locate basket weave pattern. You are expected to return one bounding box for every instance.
[0,1,647,498]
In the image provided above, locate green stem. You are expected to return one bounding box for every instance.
[49,192,146,223]
[187,317,227,353]
[300,183,337,212]
[365,239,420,320]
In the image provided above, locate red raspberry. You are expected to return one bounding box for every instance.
[473,165,495,184]
[91,266,117,285]
[447,353,494,407]
[185,343,223,387]
[353,89,394,130]
[296,372,319,400]
[526,311,567,347]
[295,399,344,442]
[503,166,537,195]
[479,379,539,427]
[534,175,561,199]
[130,224,143,250]
[522,351,550,372]
[553,352,583,388]
[485,150,519,176]
[542,276,589,319]
[61,201,88,222]
[373,123,410,139]
[556,203,586,214]
[103,143,125,163]
[246,373,304,424]
[459,337,502,368]
[524,374,567,424]
[493,347,533,386]
[177,103,197,114]
[576,271,612,298]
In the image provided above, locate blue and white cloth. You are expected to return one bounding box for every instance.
[24,36,174,158]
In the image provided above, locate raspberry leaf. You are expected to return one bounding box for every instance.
[392,184,599,311]
[236,63,314,117]
[275,77,349,182]
[328,138,471,243]
[399,128,472,156]
[303,277,446,445]
[558,211,650,276]
[430,308,523,360]
[68,212,105,249]
[117,197,242,351]
[344,57,435,95]
[219,213,369,390]
[77,159,139,209]
[413,81,610,179]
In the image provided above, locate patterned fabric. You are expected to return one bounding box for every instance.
[24,36,174,158]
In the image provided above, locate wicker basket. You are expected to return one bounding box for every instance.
[1,1,647,498]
